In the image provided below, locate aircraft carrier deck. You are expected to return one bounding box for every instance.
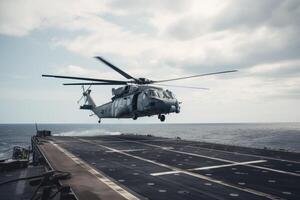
[1,134,300,200]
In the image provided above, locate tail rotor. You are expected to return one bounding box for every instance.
[77,85,92,104]
[77,85,85,104]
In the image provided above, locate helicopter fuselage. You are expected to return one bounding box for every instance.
[84,86,180,121]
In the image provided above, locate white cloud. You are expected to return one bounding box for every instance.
[248,60,300,74]
[1,0,300,122]
[1,0,298,72]
[0,0,107,36]
[57,64,124,80]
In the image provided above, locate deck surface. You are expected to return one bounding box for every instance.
[0,165,45,200]
[41,135,300,200]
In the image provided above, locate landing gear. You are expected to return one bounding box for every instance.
[158,114,165,122]
[132,113,138,120]
[98,119,101,123]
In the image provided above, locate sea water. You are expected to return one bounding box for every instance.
[1,123,300,160]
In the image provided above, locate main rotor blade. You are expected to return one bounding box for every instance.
[153,70,238,83]
[63,82,127,85]
[153,84,209,90]
[94,56,137,80]
[42,74,128,84]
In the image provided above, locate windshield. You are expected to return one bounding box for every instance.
[147,89,157,97]
[162,91,170,99]
[156,90,164,98]
[166,90,174,99]
[147,89,174,99]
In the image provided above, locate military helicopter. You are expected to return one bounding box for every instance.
[42,56,237,122]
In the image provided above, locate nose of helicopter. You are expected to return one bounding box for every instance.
[169,102,180,113]
[149,98,180,113]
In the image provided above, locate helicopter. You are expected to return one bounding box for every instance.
[42,56,237,123]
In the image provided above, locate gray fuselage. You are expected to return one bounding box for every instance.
[91,87,180,119]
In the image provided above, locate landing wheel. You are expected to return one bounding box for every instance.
[159,115,165,122]
[98,119,101,123]
[132,113,138,120]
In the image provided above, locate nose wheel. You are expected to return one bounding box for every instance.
[98,119,101,123]
[132,113,138,120]
[158,114,165,122]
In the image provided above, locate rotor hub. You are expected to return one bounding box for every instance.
[136,78,153,84]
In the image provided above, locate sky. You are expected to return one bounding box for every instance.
[0,0,299,123]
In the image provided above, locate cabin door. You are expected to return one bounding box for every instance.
[132,93,139,111]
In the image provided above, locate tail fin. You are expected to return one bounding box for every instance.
[80,89,96,110]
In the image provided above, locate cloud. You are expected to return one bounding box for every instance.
[1,0,300,123]
[247,60,300,76]
[2,0,299,73]
[163,1,300,73]
[214,0,300,30]
[0,0,106,36]
[2,0,298,84]
[56,64,124,80]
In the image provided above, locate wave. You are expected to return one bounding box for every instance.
[0,152,10,160]
[53,129,121,136]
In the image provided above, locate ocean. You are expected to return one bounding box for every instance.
[1,123,300,160]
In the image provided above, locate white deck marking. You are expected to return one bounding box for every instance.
[106,149,146,153]
[246,164,300,176]
[50,141,140,200]
[78,138,282,200]
[151,160,266,176]
[161,147,174,150]
[151,171,181,176]
[121,139,300,177]
[184,144,300,164]
[190,160,266,171]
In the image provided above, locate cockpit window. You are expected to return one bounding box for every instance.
[163,91,171,99]
[147,89,156,97]
[166,90,174,99]
[147,89,174,99]
[156,90,163,98]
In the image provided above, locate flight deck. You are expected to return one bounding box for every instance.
[31,134,300,200]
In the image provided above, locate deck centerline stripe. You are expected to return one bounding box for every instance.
[151,160,267,176]
[78,138,282,200]
[49,141,140,200]
[120,139,300,177]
